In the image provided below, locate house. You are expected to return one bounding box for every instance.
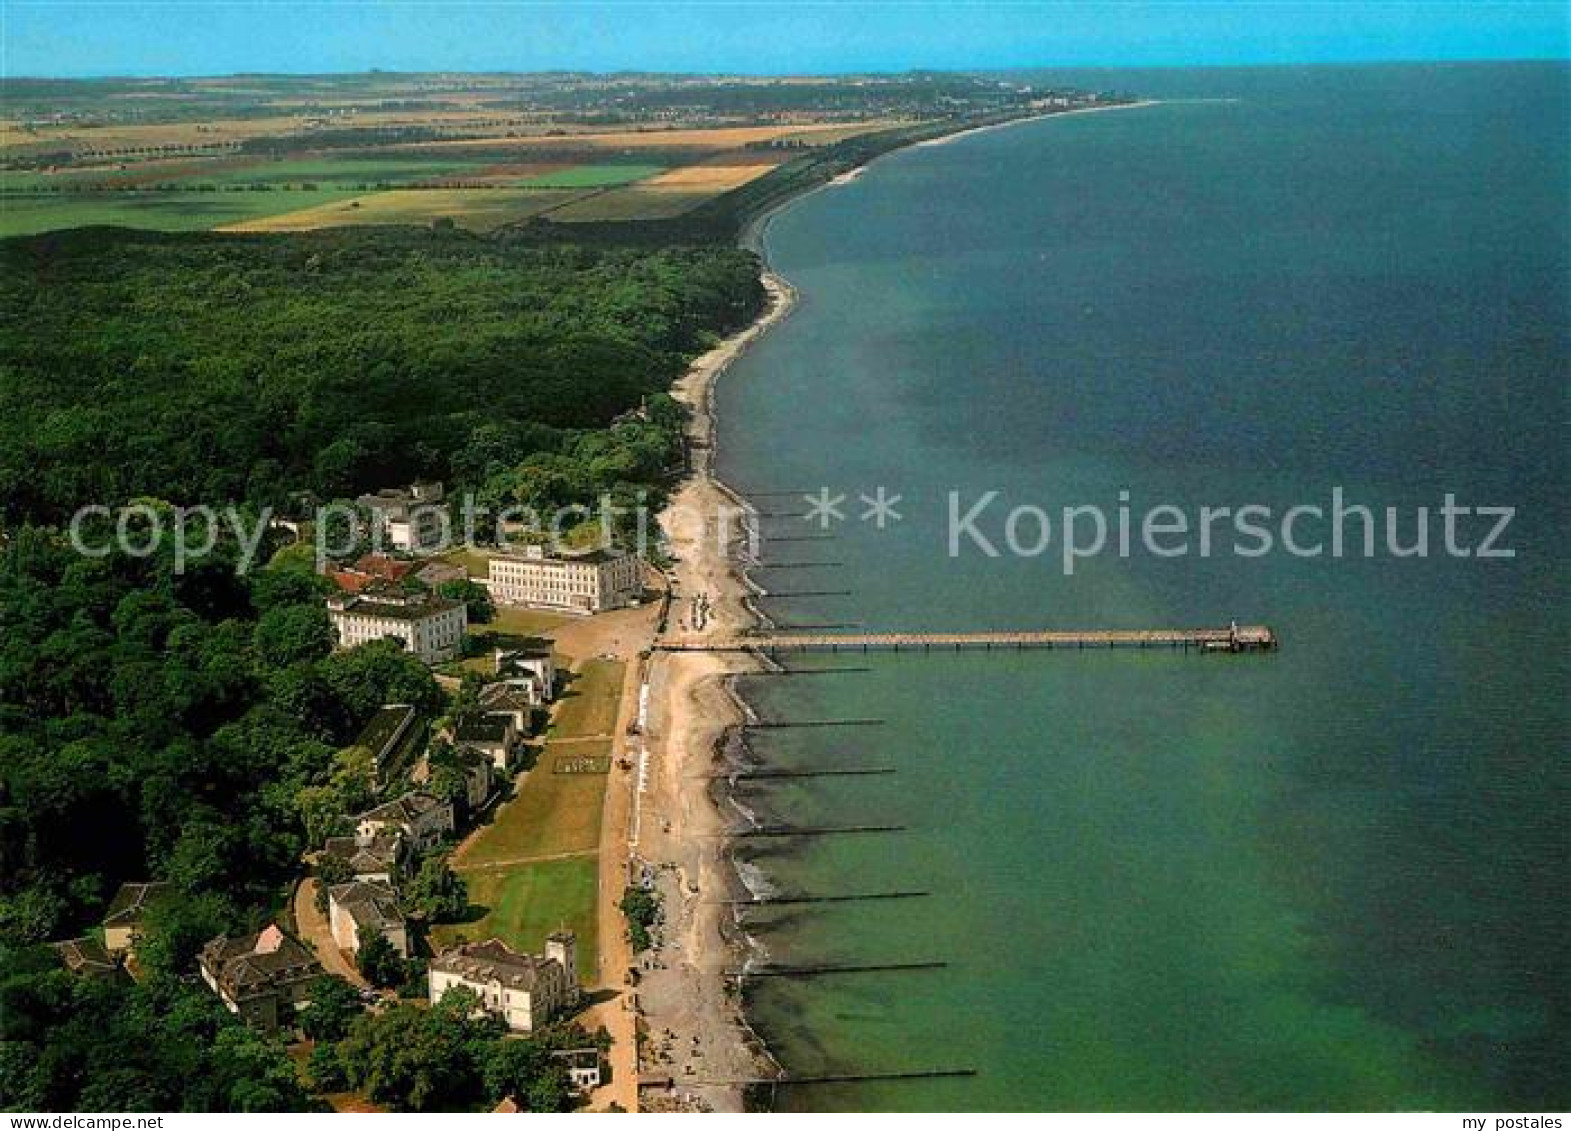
[352,703,425,791]
[552,1048,603,1092]
[480,684,539,739]
[496,643,555,698]
[451,711,523,773]
[485,545,641,614]
[102,881,169,954]
[452,746,496,814]
[354,792,455,853]
[321,830,405,884]
[328,880,409,959]
[53,937,124,980]
[326,587,467,665]
[427,932,578,1033]
[414,560,467,588]
[327,553,418,594]
[199,924,322,1033]
[357,481,446,552]
[495,643,555,702]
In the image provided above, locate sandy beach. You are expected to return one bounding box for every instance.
[912,98,1160,148]
[628,271,796,1111]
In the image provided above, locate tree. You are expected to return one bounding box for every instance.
[253,605,335,668]
[335,997,485,1112]
[135,889,236,980]
[0,943,317,1112]
[298,975,363,1044]
[481,1037,572,1112]
[306,1042,347,1093]
[619,885,661,953]
[356,927,404,989]
[208,1025,317,1112]
[401,855,468,923]
[438,579,495,625]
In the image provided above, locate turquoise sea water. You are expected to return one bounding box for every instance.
[713,63,1568,1111]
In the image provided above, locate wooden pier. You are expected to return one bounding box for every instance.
[660,624,1278,655]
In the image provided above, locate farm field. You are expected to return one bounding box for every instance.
[220,186,582,232]
[514,161,665,188]
[0,185,366,237]
[549,185,715,222]
[639,153,791,190]
[178,154,493,186]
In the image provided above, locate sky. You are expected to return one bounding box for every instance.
[3,2,1567,79]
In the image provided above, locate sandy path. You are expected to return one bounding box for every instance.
[579,634,648,1112]
[293,877,369,989]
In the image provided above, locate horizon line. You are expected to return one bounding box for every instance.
[5,55,1567,84]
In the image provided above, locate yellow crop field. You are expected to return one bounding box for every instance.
[640,154,790,190]
[220,186,582,232]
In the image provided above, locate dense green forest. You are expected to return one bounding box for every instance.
[0,226,763,523]
[0,521,448,1107]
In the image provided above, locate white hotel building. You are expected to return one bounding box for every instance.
[326,589,468,664]
[428,934,579,1033]
[486,546,641,614]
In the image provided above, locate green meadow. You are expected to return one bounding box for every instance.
[515,162,665,188]
[433,856,599,982]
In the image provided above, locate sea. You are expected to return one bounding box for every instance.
[711,62,1569,1111]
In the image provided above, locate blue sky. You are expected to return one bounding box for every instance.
[4,2,1567,78]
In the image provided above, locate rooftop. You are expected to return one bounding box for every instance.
[328,590,463,622]
[480,684,538,713]
[103,881,170,927]
[454,714,512,744]
[353,554,417,580]
[201,925,320,996]
[431,937,563,993]
[328,880,405,934]
[492,545,631,567]
[356,791,449,827]
[323,830,402,872]
[354,704,418,756]
[54,936,120,977]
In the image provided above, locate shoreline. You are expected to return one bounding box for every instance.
[631,96,1160,1111]
[635,270,796,1112]
[738,100,1159,257]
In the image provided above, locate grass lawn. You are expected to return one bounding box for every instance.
[548,659,625,739]
[487,606,573,639]
[434,855,599,982]
[439,656,623,984]
[458,740,610,865]
[514,162,665,189]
